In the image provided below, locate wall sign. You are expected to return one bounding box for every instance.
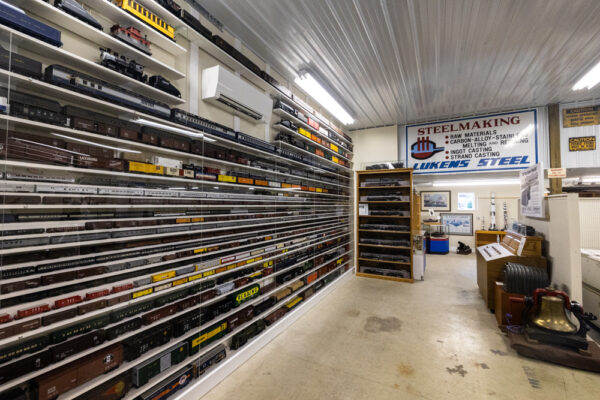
[547,168,566,179]
[568,136,596,151]
[563,106,600,128]
[520,164,545,218]
[457,192,476,210]
[440,213,473,236]
[405,110,538,174]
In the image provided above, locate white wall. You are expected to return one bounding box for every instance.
[559,100,600,169]
[579,198,600,249]
[350,125,398,170]
[521,195,582,302]
[415,184,520,249]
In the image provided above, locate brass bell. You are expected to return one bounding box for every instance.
[532,295,578,333]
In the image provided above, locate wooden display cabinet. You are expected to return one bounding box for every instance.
[475,230,507,247]
[476,230,547,310]
[355,168,414,283]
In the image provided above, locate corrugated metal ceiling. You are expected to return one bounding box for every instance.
[198,0,600,130]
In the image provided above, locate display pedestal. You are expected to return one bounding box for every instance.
[428,237,449,254]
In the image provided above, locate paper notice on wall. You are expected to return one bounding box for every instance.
[520,164,544,218]
[359,203,369,215]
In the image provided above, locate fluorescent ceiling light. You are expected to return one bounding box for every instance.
[432,179,520,187]
[133,118,217,142]
[294,73,354,125]
[573,60,600,90]
[582,176,600,183]
[13,138,88,155]
[51,133,141,154]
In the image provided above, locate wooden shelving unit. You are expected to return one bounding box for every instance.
[355,168,414,283]
[475,230,507,247]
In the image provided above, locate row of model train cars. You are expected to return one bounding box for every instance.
[0,217,344,318]
[0,86,350,183]
[58,0,352,151]
[0,125,344,195]
[0,244,350,400]
[0,224,346,324]
[0,0,353,160]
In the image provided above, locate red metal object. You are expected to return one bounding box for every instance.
[112,283,134,293]
[54,295,82,309]
[0,313,12,324]
[85,289,110,301]
[307,117,320,131]
[15,304,50,319]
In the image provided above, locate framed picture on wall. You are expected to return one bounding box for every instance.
[457,192,476,210]
[440,213,473,236]
[420,191,451,211]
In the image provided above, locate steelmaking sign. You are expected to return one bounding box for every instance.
[405,110,538,174]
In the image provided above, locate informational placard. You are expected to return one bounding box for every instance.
[358,203,369,215]
[520,164,545,218]
[547,168,566,179]
[562,106,600,128]
[568,136,596,151]
[405,110,538,174]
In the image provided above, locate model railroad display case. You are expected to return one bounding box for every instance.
[476,230,546,310]
[0,2,354,398]
[355,168,414,283]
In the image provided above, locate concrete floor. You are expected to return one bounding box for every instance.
[201,254,599,400]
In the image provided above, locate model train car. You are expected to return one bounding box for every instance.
[55,0,102,31]
[44,64,171,118]
[0,45,42,79]
[0,0,62,46]
[115,0,175,41]
[149,75,181,97]
[111,25,152,55]
[100,48,147,82]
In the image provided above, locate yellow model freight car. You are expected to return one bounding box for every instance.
[116,0,175,40]
[128,161,164,175]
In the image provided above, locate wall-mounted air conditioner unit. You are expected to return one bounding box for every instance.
[202,65,273,123]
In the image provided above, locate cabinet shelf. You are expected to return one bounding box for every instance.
[78,0,187,56]
[358,257,411,265]
[20,0,185,79]
[358,243,411,250]
[274,123,352,162]
[273,108,353,154]
[276,141,351,172]
[358,185,411,189]
[355,272,413,283]
[356,168,414,282]
[358,229,411,234]
[0,24,185,104]
[358,215,410,219]
[0,160,348,199]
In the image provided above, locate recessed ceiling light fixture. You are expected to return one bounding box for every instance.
[573,60,600,90]
[294,72,354,125]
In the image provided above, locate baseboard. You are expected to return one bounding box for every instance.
[174,267,354,399]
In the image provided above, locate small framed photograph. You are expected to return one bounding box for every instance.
[457,192,476,211]
[440,213,473,236]
[421,191,451,211]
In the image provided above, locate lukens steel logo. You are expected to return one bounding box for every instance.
[410,137,445,160]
